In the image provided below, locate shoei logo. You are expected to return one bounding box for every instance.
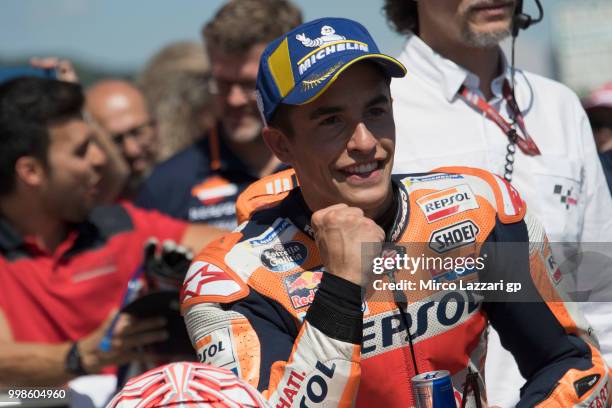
[295,25,369,75]
[261,241,308,272]
[429,220,480,254]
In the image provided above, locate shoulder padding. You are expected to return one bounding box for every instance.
[236,168,298,225]
[432,166,526,224]
[181,232,250,311]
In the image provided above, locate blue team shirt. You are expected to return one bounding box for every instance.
[136,125,284,230]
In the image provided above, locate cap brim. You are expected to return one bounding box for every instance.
[282,53,406,106]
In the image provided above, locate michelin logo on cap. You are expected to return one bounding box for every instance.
[295,25,369,75]
[296,25,346,47]
[255,17,406,124]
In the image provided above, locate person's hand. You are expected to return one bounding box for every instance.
[85,120,130,204]
[311,204,385,286]
[30,57,79,83]
[77,309,168,374]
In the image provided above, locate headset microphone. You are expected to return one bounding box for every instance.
[512,0,544,37]
[505,0,544,181]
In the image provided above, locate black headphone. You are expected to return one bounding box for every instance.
[512,0,544,37]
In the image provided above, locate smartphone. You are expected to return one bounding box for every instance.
[0,66,58,84]
[121,290,194,356]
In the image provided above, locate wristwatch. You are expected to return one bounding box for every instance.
[64,342,88,376]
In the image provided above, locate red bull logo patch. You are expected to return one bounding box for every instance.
[284,270,323,309]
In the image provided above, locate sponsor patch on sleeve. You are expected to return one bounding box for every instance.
[284,270,323,309]
[195,326,237,370]
[181,260,248,305]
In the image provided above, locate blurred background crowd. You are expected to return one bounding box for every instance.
[2,0,612,407]
[3,0,612,186]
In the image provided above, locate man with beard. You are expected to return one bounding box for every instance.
[136,0,302,230]
[87,80,159,200]
[383,1,612,406]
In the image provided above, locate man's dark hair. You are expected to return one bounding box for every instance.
[383,0,419,35]
[203,0,303,54]
[268,104,295,137]
[0,77,84,196]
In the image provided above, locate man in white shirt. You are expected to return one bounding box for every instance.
[383,0,612,406]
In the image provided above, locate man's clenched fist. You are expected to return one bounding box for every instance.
[311,204,385,286]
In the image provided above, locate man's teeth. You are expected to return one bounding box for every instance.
[346,162,377,174]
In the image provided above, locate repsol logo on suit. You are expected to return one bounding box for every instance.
[362,291,480,356]
[198,340,226,363]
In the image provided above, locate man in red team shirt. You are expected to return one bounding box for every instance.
[0,77,221,390]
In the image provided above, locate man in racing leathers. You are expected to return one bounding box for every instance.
[181,18,611,407]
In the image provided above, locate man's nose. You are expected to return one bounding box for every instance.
[347,123,377,153]
[227,84,250,108]
[88,140,107,169]
[122,135,144,159]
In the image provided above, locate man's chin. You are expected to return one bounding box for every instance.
[337,187,390,213]
[463,25,511,47]
[222,120,262,144]
[63,206,91,223]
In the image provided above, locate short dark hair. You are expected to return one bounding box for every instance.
[383,0,419,35]
[268,104,295,137]
[0,77,84,196]
[203,0,303,55]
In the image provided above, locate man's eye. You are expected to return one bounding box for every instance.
[320,115,340,126]
[75,141,90,157]
[368,107,387,117]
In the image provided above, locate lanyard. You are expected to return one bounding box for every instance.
[458,81,541,157]
[207,126,221,171]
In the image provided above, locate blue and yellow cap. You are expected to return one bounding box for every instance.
[255,17,406,124]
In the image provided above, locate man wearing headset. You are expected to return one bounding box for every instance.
[181,17,610,408]
[384,1,612,405]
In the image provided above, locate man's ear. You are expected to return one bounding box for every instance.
[262,126,293,164]
[14,156,46,188]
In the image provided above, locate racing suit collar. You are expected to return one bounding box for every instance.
[280,179,410,243]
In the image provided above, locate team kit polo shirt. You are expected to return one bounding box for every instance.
[136,124,288,230]
[0,203,186,344]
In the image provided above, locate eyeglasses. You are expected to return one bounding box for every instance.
[110,120,156,146]
[211,78,257,98]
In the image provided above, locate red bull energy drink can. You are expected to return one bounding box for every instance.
[412,370,456,408]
